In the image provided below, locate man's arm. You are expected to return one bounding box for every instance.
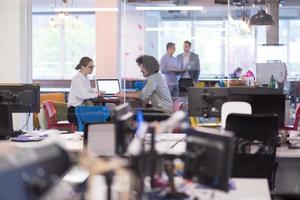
[160,56,169,74]
[138,78,157,101]
[191,54,200,82]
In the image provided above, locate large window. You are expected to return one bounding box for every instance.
[32,13,95,80]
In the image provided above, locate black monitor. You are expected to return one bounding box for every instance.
[0,143,71,200]
[184,127,235,192]
[114,103,136,155]
[188,87,229,117]
[0,84,40,139]
[179,78,194,93]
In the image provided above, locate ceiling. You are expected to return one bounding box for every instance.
[32,0,300,18]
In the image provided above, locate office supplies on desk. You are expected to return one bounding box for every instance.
[11,135,44,142]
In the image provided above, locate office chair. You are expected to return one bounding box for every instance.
[75,105,110,132]
[271,192,300,200]
[34,92,65,129]
[225,113,279,190]
[221,101,252,129]
[43,100,76,132]
[282,103,300,131]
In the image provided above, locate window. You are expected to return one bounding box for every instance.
[32,13,96,80]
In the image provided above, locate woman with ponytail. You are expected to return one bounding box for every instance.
[67,57,104,126]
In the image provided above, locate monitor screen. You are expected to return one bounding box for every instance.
[188,87,229,117]
[256,62,287,86]
[96,79,120,95]
[184,127,234,192]
[84,123,115,157]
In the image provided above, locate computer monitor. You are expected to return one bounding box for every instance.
[184,127,234,192]
[84,122,115,157]
[96,79,120,95]
[179,78,194,93]
[0,84,40,112]
[256,62,287,86]
[114,103,136,155]
[188,87,229,117]
[0,84,40,139]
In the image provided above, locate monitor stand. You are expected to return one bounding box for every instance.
[0,104,14,140]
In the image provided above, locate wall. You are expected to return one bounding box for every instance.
[0,0,32,129]
[95,0,120,79]
[122,11,145,79]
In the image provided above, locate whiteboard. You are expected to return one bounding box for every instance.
[256,62,287,86]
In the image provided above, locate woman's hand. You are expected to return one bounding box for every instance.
[97,90,106,97]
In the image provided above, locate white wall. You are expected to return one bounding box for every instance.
[0,0,32,129]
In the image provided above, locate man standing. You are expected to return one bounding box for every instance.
[177,41,200,82]
[160,42,181,97]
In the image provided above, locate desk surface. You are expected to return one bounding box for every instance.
[12,131,300,159]
[196,178,270,200]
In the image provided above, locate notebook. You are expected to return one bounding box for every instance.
[96,79,120,96]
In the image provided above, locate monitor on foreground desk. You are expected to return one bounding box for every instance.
[185,127,235,192]
[0,84,40,139]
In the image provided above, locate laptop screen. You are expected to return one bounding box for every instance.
[96,79,120,95]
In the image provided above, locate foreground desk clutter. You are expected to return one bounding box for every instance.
[4,100,300,200]
[7,130,271,200]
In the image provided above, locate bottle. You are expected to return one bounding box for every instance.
[269,75,275,88]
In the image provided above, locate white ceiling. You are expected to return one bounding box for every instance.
[32,0,300,15]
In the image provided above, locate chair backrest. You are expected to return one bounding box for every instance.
[225,113,279,189]
[34,93,65,129]
[40,93,65,105]
[221,101,252,129]
[43,101,58,128]
[292,104,300,130]
[75,106,110,132]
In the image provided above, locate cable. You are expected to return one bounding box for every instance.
[19,112,30,131]
[19,106,32,131]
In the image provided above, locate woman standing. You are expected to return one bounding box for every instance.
[67,57,103,125]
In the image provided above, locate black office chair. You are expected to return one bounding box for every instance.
[271,192,300,200]
[225,113,279,190]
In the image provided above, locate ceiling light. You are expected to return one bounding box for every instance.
[249,9,274,26]
[135,6,204,11]
[53,7,119,12]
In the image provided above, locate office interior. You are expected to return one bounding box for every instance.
[1,0,300,199]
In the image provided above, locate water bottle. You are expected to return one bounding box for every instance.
[269,75,275,88]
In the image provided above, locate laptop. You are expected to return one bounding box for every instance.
[96,79,120,96]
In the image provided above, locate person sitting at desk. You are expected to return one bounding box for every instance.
[230,67,243,79]
[67,57,104,126]
[117,55,173,114]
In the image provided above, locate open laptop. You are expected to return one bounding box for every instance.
[96,79,120,96]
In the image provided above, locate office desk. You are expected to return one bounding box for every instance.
[10,132,272,199]
[12,132,84,152]
[190,178,270,200]
[275,146,300,193]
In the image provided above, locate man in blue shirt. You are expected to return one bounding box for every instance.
[160,42,181,97]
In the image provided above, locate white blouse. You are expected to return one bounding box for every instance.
[67,72,97,107]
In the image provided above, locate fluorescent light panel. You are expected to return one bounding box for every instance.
[54,7,119,12]
[135,6,204,11]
